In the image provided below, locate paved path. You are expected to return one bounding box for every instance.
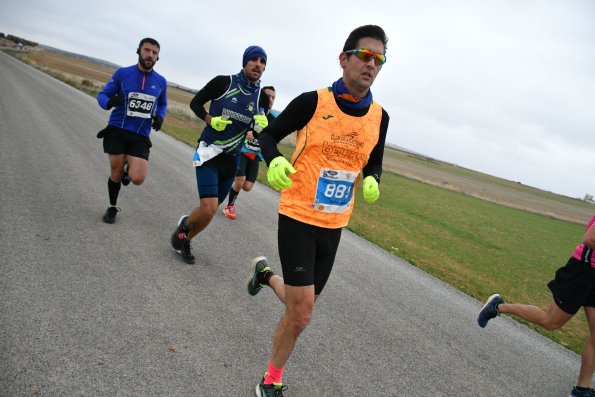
[0,51,580,396]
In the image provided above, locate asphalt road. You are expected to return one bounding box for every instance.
[0,51,582,396]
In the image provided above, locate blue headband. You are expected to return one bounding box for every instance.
[243,45,267,67]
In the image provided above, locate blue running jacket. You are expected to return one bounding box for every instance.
[97,65,167,137]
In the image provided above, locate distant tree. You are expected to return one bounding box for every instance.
[0,33,5,38]
[584,193,594,202]
[6,34,38,47]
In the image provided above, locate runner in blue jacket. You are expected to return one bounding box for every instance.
[96,37,167,224]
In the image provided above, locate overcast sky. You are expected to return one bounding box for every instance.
[2,0,594,199]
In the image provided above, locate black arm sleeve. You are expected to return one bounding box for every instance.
[258,92,270,113]
[259,91,318,165]
[189,75,231,121]
[363,108,389,183]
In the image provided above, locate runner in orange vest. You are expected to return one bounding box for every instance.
[246,25,390,396]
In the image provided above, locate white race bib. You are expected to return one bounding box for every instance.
[312,168,358,213]
[244,136,261,152]
[193,141,223,166]
[126,92,156,118]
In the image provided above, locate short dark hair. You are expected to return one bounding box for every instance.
[138,37,160,50]
[342,25,388,54]
[262,86,275,92]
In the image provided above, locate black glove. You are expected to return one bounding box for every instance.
[107,95,124,109]
[96,127,108,139]
[152,115,163,131]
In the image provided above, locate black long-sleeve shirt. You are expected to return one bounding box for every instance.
[189,75,270,121]
[259,90,389,183]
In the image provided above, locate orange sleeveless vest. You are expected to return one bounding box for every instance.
[279,87,383,228]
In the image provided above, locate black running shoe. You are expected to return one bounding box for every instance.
[170,215,190,251]
[171,216,194,264]
[570,386,595,397]
[122,160,131,186]
[477,294,505,328]
[180,239,195,264]
[103,206,119,224]
[247,256,271,296]
[256,375,287,397]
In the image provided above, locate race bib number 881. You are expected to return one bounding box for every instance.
[313,168,359,213]
[127,92,156,118]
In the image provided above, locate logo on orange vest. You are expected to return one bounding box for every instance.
[331,132,364,148]
[322,114,334,120]
[321,142,368,163]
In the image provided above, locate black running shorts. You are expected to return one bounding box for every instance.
[278,214,342,295]
[236,153,260,183]
[548,257,595,315]
[102,124,152,160]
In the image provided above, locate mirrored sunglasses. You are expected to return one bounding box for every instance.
[345,48,386,66]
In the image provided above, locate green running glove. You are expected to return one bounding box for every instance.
[267,156,296,191]
[363,175,380,203]
[210,116,232,132]
[253,114,269,131]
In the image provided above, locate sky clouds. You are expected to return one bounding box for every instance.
[2,0,594,199]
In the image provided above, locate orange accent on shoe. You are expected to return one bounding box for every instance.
[223,205,236,220]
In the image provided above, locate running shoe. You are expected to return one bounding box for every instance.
[247,256,270,296]
[102,206,119,224]
[180,239,195,265]
[256,375,287,397]
[122,160,131,186]
[477,294,504,328]
[570,387,595,397]
[171,215,190,251]
[223,205,236,220]
[171,215,194,264]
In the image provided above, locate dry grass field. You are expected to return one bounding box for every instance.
[5,46,593,225]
